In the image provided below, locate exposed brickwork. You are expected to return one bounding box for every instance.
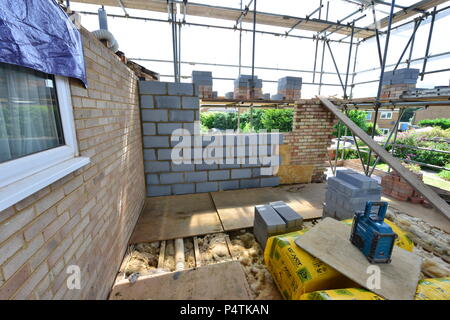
[0,28,145,299]
[381,170,424,203]
[284,99,336,182]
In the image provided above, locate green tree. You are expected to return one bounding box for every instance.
[333,110,368,136]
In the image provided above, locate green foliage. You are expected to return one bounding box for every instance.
[438,164,450,181]
[333,110,368,136]
[418,118,450,130]
[393,129,450,168]
[400,108,419,122]
[261,109,294,132]
[365,122,382,136]
[200,108,293,132]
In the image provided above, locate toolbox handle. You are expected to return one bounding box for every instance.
[364,201,388,221]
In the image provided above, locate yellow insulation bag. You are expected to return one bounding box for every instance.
[415,278,450,300]
[300,288,384,300]
[264,230,356,300]
[341,218,414,252]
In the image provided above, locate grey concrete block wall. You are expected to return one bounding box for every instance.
[139,80,283,197]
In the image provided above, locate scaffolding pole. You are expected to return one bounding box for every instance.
[318,96,450,219]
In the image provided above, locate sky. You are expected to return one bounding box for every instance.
[69,0,450,98]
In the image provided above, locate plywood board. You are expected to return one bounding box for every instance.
[109,261,252,300]
[211,186,322,231]
[294,218,422,300]
[129,193,223,244]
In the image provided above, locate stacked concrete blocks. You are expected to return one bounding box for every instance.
[192,71,213,99]
[277,77,302,100]
[324,169,381,220]
[140,80,283,197]
[234,75,263,99]
[254,201,303,248]
[225,92,234,99]
[381,68,419,99]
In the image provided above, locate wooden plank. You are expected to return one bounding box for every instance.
[211,187,323,231]
[294,218,422,300]
[193,237,201,267]
[109,261,252,300]
[157,240,166,269]
[318,95,450,218]
[129,193,223,244]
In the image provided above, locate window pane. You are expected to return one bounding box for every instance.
[0,63,64,163]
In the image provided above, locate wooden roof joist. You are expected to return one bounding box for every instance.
[72,0,376,38]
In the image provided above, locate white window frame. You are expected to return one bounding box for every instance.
[380,111,393,120]
[380,128,390,135]
[0,75,90,211]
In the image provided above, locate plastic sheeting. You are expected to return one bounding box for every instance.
[0,0,87,86]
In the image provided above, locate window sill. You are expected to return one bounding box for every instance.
[0,157,90,212]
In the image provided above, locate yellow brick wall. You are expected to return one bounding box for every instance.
[0,28,146,299]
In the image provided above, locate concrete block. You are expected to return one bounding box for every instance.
[219,180,239,191]
[270,201,303,229]
[336,169,378,189]
[140,95,154,108]
[168,83,194,96]
[144,161,170,173]
[219,163,241,169]
[157,148,173,160]
[172,163,195,172]
[143,149,156,161]
[143,136,169,148]
[182,97,200,109]
[141,109,168,122]
[185,171,208,183]
[139,81,167,95]
[240,178,261,189]
[142,123,156,135]
[146,174,159,185]
[170,110,195,122]
[196,182,219,193]
[252,168,262,177]
[231,168,252,179]
[172,183,195,195]
[157,123,183,135]
[254,205,286,233]
[196,163,219,171]
[160,172,184,184]
[147,185,171,197]
[261,176,280,187]
[209,170,230,181]
[155,96,181,109]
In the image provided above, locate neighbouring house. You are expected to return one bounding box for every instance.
[365,109,400,135]
[413,106,450,124]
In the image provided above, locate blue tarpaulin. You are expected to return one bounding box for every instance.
[0,0,87,86]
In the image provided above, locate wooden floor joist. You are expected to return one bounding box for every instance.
[157,240,166,269]
[318,95,450,219]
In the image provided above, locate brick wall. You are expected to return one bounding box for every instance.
[414,106,450,123]
[140,81,282,196]
[0,28,145,299]
[284,99,336,182]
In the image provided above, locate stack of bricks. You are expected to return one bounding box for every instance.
[324,169,381,220]
[254,201,303,249]
[277,76,302,100]
[192,71,213,99]
[286,99,336,182]
[225,92,234,99]
[381,170,424,203]
[380,68,419,99]
[139,80,282,197]
[234,75,263,99]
